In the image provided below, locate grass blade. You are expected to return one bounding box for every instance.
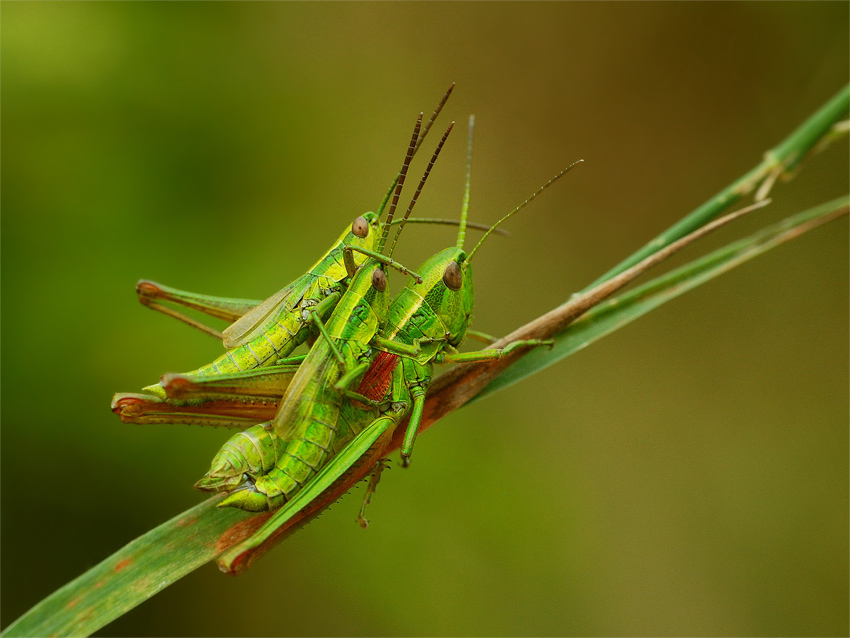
[584,85,848,291]
[475,196,850,400]
[1,498,263,638]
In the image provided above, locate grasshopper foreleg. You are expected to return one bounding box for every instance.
[435,338,554,364]
[334,361,371,393]
[400,390,427,467]
[308,310,346,367]
[312,290,343,321]
[338,389,392,410]
[371,336,421,357]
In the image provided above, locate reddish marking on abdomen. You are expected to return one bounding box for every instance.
[357,351,400,403]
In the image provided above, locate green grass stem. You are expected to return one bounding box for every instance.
[585,84,848,291]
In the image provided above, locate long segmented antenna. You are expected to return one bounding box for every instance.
[388,122,455,258]
[387,218,510,236]
[376,83,455,217]
[378,113,422,254]
[465,159,584,264]
[413,82,455,154]
[457,114,475,250]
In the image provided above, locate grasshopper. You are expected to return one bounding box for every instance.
[215,117,580,567]
[113,99,511,428]
[113,86,456,406]
[112,231,505,427]
[197,115,456,510]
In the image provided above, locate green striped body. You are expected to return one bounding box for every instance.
[384,248,473,350]
[194,422,286,492]
[204,260,392,512]
[142,215,381,399]
[188,273,338,377]
[203,249,478,512]
[379,247,475,395]
[228,361,412,512]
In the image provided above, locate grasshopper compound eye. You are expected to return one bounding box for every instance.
[443,261,462,291]
[371,268,387,292]
[352,216,369,238]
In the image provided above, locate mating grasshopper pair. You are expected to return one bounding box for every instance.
[113,88,581,570]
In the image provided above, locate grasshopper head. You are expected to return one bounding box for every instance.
[346,258,391,327]
[408,246,474,346]
[342,211,383,268]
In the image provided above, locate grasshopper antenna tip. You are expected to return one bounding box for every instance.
[465,158,584,263]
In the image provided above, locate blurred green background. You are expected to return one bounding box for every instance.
[2,3,848,636]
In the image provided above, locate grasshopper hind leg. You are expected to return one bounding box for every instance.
[357,458,391,529]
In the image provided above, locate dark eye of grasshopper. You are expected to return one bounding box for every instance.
[371,267,387,292]
[443,261,462,290]
[352,216,369,238]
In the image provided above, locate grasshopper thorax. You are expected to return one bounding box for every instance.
[406,246,474,346]
[342,259,391,329]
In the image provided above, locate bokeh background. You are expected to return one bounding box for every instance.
[2,3,848,636]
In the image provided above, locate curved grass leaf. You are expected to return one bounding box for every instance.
[584,84,848,290]
[475,196,849,400]
[1,498,255,638]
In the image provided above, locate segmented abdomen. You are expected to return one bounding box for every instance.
[196,422,286,492]
[223,423,285,475]
[247,339,383,510]
[190,309,305,377]
[250,413,340,510]
[180,275,341,381]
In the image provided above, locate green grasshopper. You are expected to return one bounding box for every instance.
[215,117,581,568]
[112,227,505,427]
[112,99,507,428]
[113,87,455,407]
[191,188,773,516]
[197,115,456,511]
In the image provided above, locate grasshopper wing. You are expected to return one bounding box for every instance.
[271,336,338,440]
[221,277,309,349]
